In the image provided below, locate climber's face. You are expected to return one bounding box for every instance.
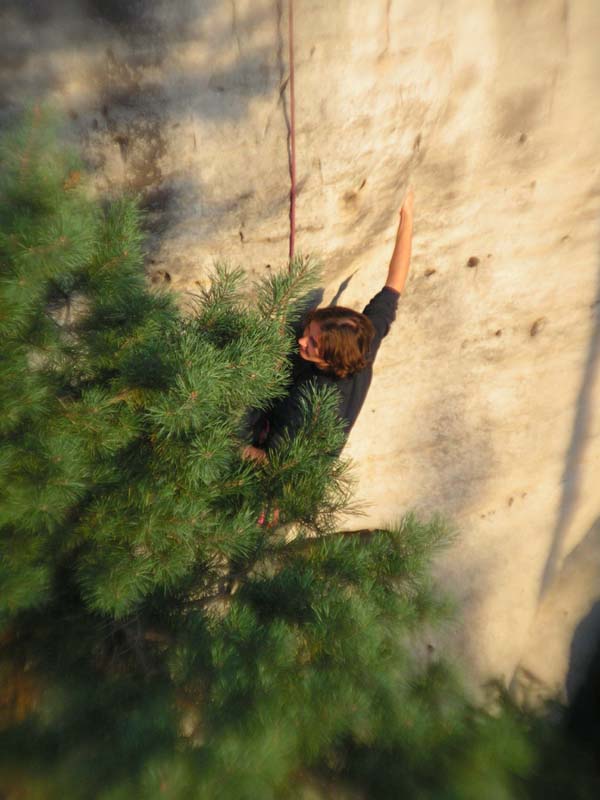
[298,321,327,366]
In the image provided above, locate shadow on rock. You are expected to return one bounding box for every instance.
[567,599,600,769]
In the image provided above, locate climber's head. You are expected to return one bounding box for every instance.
[298,306,375,378]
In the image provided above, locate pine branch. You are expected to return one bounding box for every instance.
[256,253,321,332]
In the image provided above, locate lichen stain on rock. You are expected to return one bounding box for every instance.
[208,60,272,95]
[420,157,466,200]
[96,48,169,197]
[495,87,546,139]
[114,133,129,161]
[139,186,176,236]
[88,0,196,61]
[420,397,497,518]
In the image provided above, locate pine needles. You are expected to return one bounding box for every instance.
[0,111,595,800]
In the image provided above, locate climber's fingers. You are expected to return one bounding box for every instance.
[242,445,268,464]
[400,187,414,219]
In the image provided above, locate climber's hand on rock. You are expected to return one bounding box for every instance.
[400,187,414,223]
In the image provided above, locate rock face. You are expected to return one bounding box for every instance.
[1,0,599,693]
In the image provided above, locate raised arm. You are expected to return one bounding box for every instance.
[385,189,414,294]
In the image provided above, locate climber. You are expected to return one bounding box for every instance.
[242,188,414,463]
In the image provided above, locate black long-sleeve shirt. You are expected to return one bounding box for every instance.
[264,286,400,452]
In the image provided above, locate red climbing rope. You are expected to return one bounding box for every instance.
[288,0,297,261]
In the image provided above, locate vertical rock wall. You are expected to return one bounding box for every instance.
[1,0,599,693]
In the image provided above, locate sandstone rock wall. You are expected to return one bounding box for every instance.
[1,0,599,693]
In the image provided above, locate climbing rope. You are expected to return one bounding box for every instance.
[288,0,297,261]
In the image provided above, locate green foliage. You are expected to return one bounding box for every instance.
[1,112,597,799]
[0,112,334,624]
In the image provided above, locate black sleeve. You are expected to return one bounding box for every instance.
[262,389,306,453]
[362,286,400,344]
[263,377,346,455]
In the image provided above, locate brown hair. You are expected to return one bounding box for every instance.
[304,306,376,378]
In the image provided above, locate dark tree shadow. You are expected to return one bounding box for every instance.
[539,241,600,599]
[563,516,600,705]
[329,271,357,306]
[567,599,600,704]
[567,599,600,769]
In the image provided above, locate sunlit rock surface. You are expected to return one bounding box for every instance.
[1,0,599,693]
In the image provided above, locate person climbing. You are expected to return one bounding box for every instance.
[242,188,414,464]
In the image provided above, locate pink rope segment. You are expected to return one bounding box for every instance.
[288,0,297,262]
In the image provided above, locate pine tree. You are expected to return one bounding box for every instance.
[2,111,595,800]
